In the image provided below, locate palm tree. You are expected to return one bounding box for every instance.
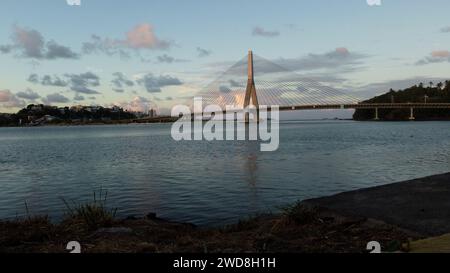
[429,81,434,88]
[445,80,450,90]
[437,82,443,90]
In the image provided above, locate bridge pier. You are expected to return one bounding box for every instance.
[374,108,379,121]
[409,107,415,120]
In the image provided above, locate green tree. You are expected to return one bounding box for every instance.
[445,80,450,90]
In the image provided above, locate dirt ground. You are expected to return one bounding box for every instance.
[0,205,419,253]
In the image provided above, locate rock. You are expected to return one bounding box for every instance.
[146,212,157,219]
[138,242,158,253]
[95,227,133,235]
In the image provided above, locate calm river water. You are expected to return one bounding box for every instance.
[1,121,449,225]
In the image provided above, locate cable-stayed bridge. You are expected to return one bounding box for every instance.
[188,51,450,121]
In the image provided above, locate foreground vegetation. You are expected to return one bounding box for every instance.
[354,80,450,121]
[0,196,419,253]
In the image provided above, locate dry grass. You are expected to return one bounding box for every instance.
[60,189,117,231]
[0,197,419,253]
[0,215,54,250]
[281,202,319,225]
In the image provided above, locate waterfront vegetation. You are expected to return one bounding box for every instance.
[354,80,450,121]
[61,189,117,231]
[0,104,138,127]
[0,191,416,253]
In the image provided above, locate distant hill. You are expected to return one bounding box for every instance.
[353,81,450,121]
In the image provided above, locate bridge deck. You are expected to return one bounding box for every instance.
[279,103,450,111]
[186,103,450,116]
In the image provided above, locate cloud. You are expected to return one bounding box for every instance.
[16,89,41,100]
[441,26,450,33]
[157,54,175,63]
[69,85,99,94]
[219,86,232,93]
[0,25,78,60]
[114,96,156,112]
[353,76,447,99]
[0,90,26,108]
[154,96,175,102]
[0,90,15,102]
[432,50,450,58]
[74,94,85,101]
[111,72,135,92]
[28,74,39,84]
[111,72,134,93]
[197,47,212,57]
[275,47,366,72]
[416,50,450,65]
[28,74,68,87]
[125,24,171,50]
[43,93,70,104]
[65,72,101,94]
[45,41,78,59]
[252,26,280,37]
[157,54,189,63]
[11,25,44,58]
[82,35,130,58]
[137,73,183,93]
[229,79,244,87]
[285,24,302,31]
[27,72,101,94]
[82,24,171,58]
[41,75,69,87]
[0,45,13,54]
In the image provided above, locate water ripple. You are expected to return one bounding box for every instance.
[1,121,450,225]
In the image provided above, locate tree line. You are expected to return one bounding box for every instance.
[353,81,450,121]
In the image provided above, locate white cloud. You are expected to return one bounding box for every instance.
[0,90,26,108]
[82,23,172,58]
[416,50,450,65]
[124,24,170,50]
[114,96,156,112]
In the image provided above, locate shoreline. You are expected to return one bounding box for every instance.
[0,205,417,253]
[3,173,450,253]
[1,118,450,129]
[0,116,179,128]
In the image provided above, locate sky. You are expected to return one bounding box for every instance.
[1,0,450,115]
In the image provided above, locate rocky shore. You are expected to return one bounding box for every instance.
[0,206,415,253]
